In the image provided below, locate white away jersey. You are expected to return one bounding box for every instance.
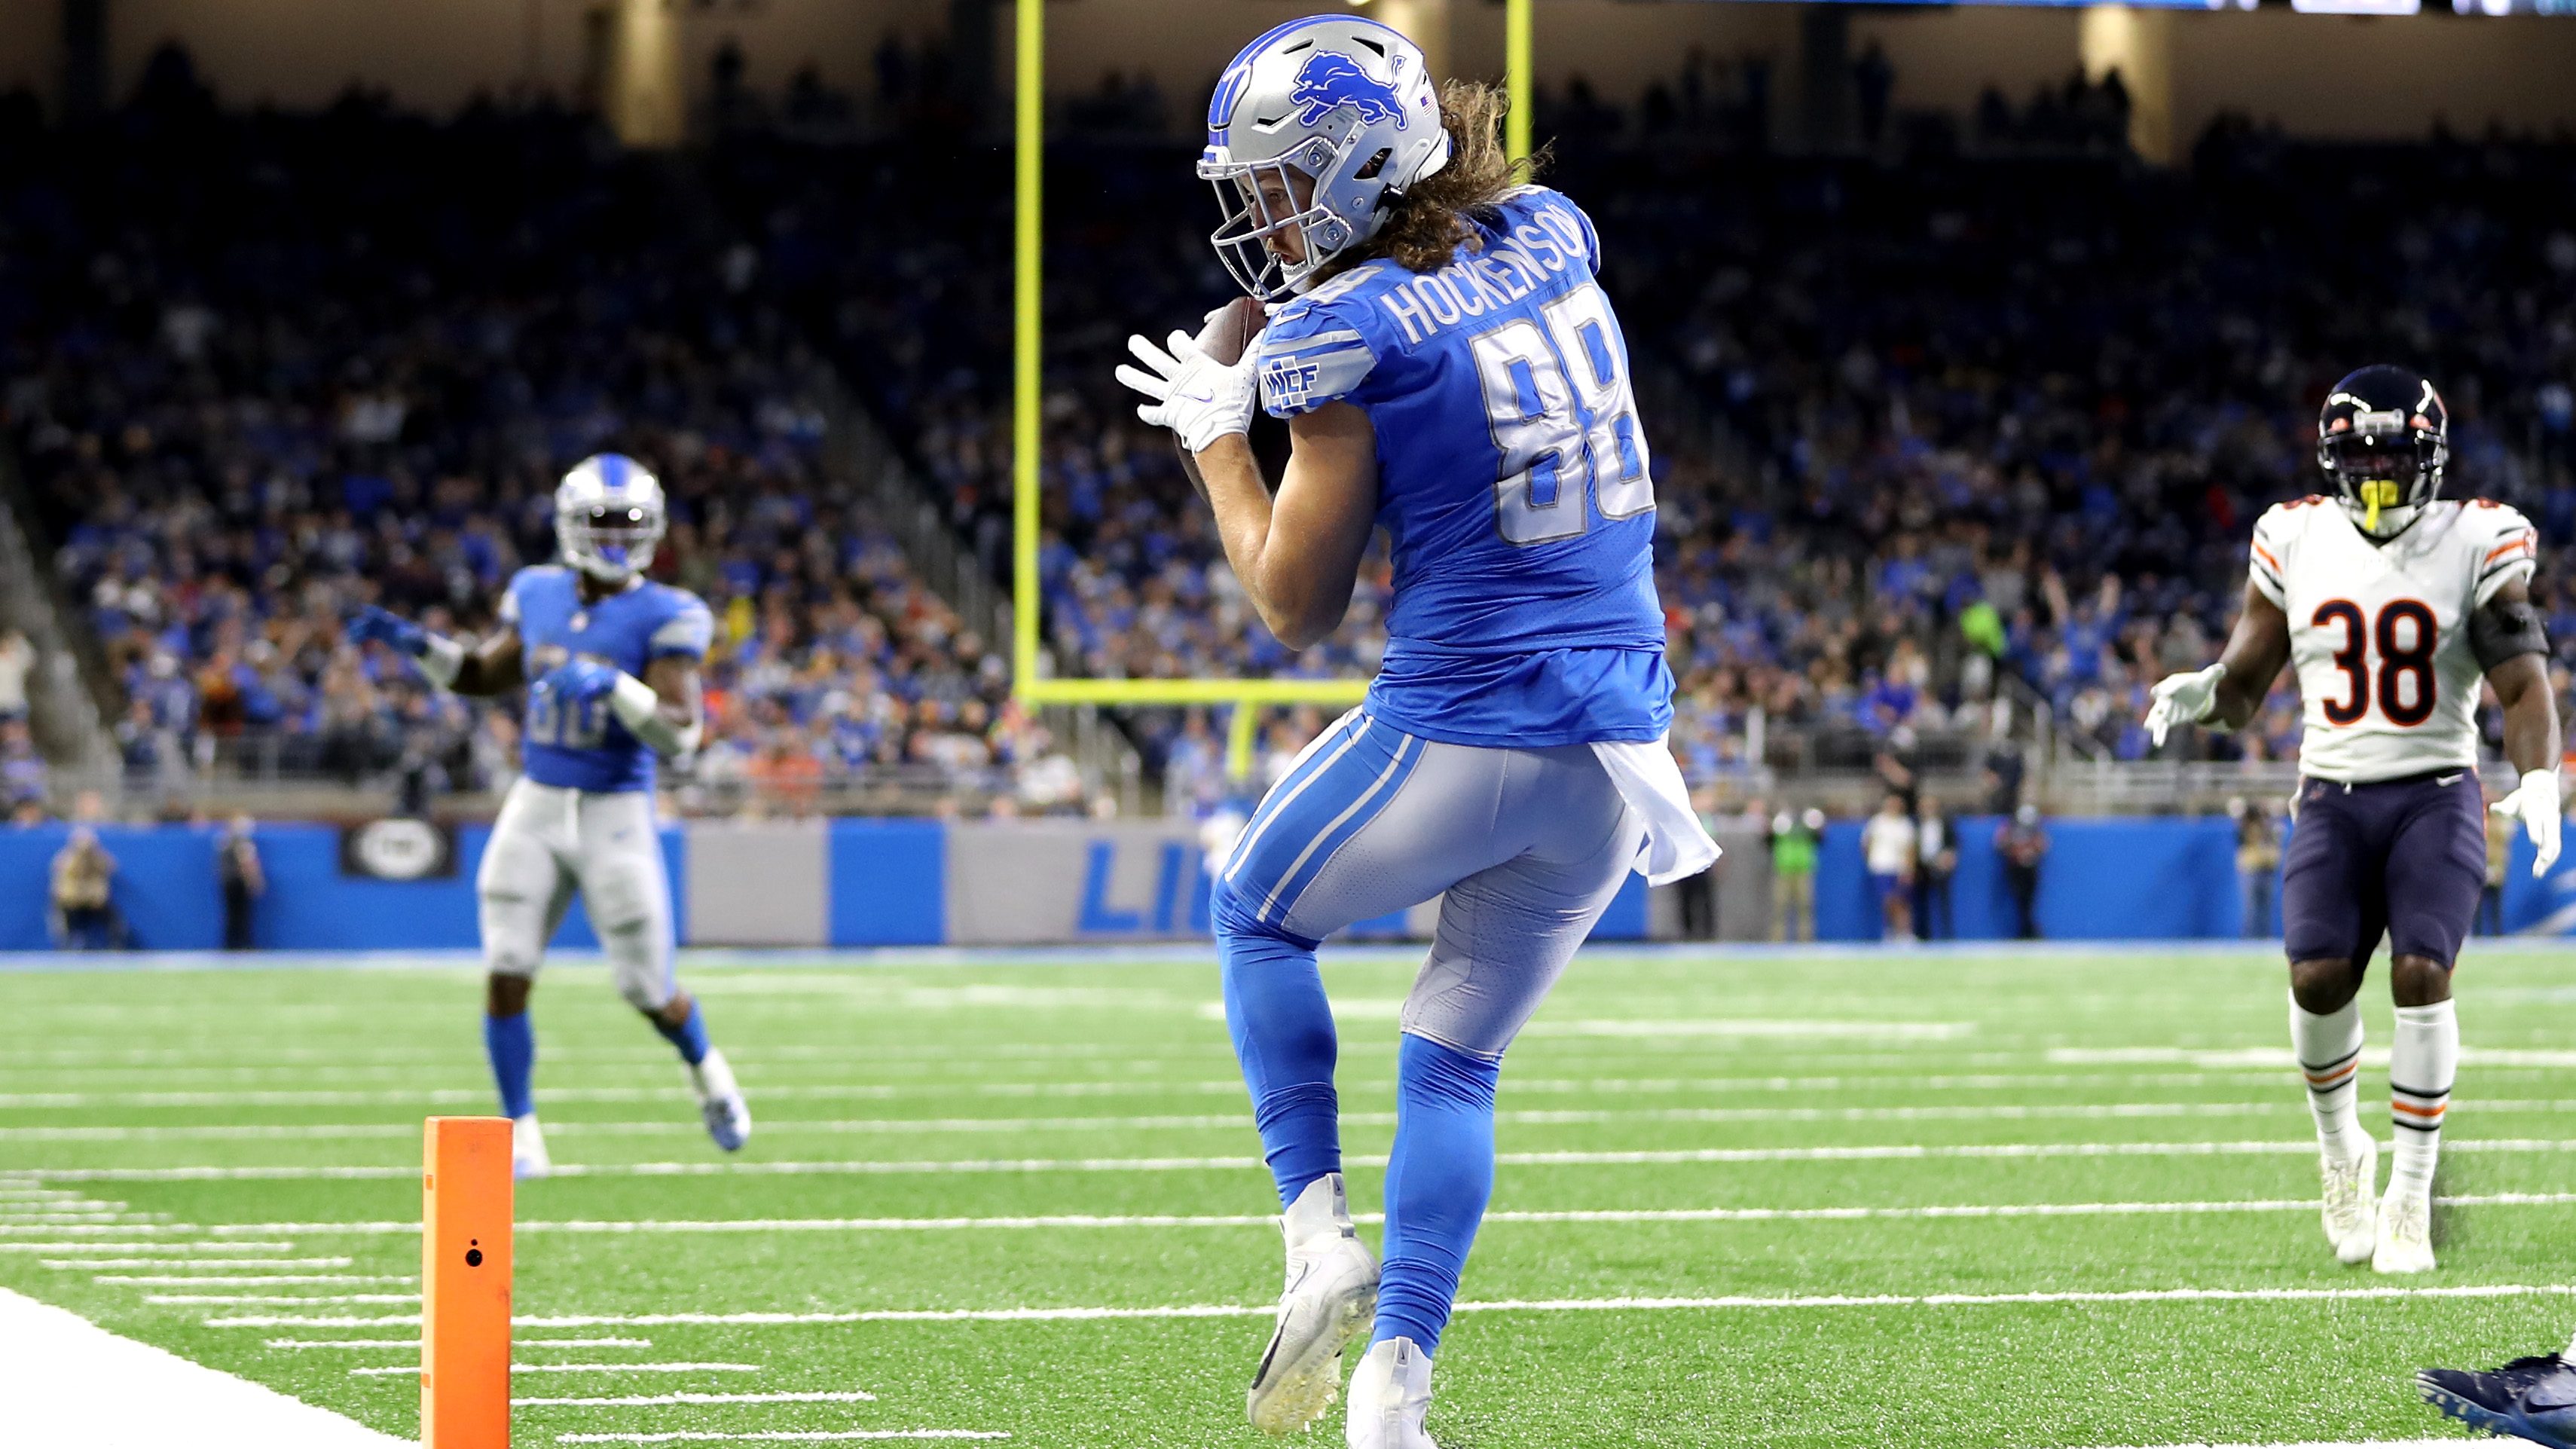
[2250,496,2537,783]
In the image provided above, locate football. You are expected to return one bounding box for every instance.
[1199,294,1266,367]
[1176,295,1267,500]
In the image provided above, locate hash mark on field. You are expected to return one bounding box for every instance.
[351,1362,759,1377]
[512,1390,876,1406]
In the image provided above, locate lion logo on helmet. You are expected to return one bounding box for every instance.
[1289,50,1409,131]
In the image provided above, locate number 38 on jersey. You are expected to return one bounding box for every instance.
[2252,495,2538,778]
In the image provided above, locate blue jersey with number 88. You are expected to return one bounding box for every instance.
[1257,186,1669,747]
[502,565,713,793]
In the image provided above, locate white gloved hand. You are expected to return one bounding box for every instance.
[1114,327,1260,455]
[2492,769,2563,877]
[2144,662,2229,747]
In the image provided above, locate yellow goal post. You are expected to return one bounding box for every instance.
[1010,0,1537,775]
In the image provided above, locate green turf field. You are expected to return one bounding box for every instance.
[4,944,2573,1447]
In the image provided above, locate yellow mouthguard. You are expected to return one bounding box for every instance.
[2360,478,2400,532]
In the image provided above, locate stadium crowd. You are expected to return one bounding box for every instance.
[712,121,2576,785]
[0,58,1081,816]
[5,50,2575,817]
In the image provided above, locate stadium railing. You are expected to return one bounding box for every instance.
[0,447,115,774]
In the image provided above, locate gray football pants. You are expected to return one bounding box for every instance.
[477,779,678,1011]
[1212,709,1645,1058]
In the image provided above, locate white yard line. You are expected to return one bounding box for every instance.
[101,1273,411,1286]
[0,1285,408,1447]
[350,1361,759,1377]
[0,1101,2389,1142]
[196,1279,2576,1331]
[146,1292,420,1305]
[0,1078,1246,1098]
[48,1136,2576,1183]
[44,1257,351,1269]
[512,1391,878,1406]
[554,1423,1004,1433]
[555,1435,1009,1444]
[2070,1442,2465,1448]
[174,1190,2576,1240]
[5,1241,295,1254]
[0,1223,200,1237]
[264,1336,652,1350]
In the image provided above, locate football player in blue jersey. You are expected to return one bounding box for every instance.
[347,454,750,1179]
[1116,17,1719,1447]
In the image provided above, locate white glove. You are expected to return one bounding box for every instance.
[1114,326,1260,455]
[2144,662,2229,747]
[2492,769,2563,877]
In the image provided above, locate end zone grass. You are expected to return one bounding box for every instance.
[3,943,2565,1445]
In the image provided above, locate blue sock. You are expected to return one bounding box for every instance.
[652,1000,711,1067]
[1218,921,1341,1207]
[1374,1032,1502,1357]
[484,1012,536,1120]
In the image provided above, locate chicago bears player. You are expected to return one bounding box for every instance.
[2421,1337,2576,1447]
[2147,365,2561,1273]
[347,454,750,1178]
[1116,17,1718,1447]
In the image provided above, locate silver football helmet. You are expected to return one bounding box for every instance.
[555,453,665,583]
[1199,16,1452,301]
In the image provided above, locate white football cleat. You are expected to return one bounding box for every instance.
[511,1113,552,1181]
[2373,1186,2437,1274]
[1248,1173,1378,1436]
[692,1048,752,1153]
[2320,1136,2378,1265]
[1346,1336,1438,1449]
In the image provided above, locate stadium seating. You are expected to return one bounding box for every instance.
[7,83,2574,811]
[0,97,1071,815]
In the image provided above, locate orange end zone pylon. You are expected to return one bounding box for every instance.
[422,1116,514,1447]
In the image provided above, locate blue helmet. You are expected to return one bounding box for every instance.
[1200,16,1452,301]
[555,453,666,583]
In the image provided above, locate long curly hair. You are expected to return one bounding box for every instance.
[1338,79,1547,277]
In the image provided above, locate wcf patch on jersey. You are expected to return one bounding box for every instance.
[1261,356,1324,411]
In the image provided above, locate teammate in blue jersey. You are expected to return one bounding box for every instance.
[347,454,750,1178]
[1115,17,1719,1447]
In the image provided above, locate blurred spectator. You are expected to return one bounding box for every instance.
[1677,787,1725,940]
[217,815,264,950]
[1769,807,1821,943]
[50,827,127,950]
[1862,793,1917,942]
[1997,804,2050,940]
[0,628,32,724]
[2233,797,2281,940]
[1915,805,1957,941]
[2,718,46,812]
